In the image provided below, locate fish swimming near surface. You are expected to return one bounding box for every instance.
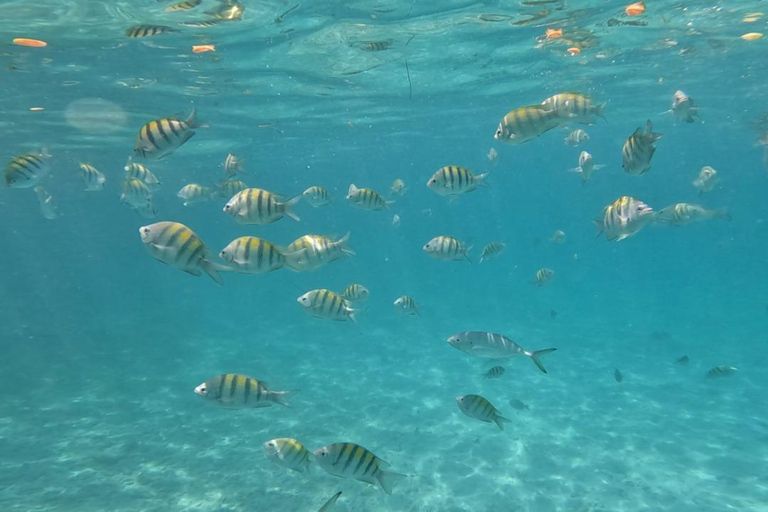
[653,203,730,226]
[622,120,661,175]
[447,331,557,373]
[347,184,391,210]
[165,0,202,13]
[456,394,511,430]
[134,108,201,159]
[219,236,300,274]
[282,233,353,272]
[194,373,292,407]
[125,160,161,191]
[313,443,406,495]
[493,105,561,144]
[666,90,699,123]
[303,186,332,207]
[177,183,213,206]
[595,196,654,242]
[3,150,51,188]
[263,438,312,473]
[125,24,178,38]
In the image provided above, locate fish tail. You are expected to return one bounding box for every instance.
[200,259,227,285]
[713,208,731,221]
[645,119,662,141]
[271,390,296,407]
[475,171,491,187]
[493,415,512,431]
[338,231,356,256]
[595,102,607,121]
[377,470,407,495]
[282,195,301,221]
[185,106,204,128]
[592,219,604,240]
[529,348,557,373]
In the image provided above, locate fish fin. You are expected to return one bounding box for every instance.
[493,415,512,431]
[183,268,203,277]
[317,491,341,512]
[347,184,359,197]
[566,167,582,173]
[348,308,359,325]
[377,470,407,495]
[530,348,557,373]
[271,390,296,407]
[645,119,662,141]
[282,195,301,222]
[595,102,607,121]
[475,172,490,187]
[199,259,225,285]
[464,245,473,263]
[184,106,203,128]
[385,200,396,208]
[592,219,604,240]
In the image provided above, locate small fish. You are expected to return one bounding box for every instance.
[134,108,201,160]
[541,92,606,125]
[548,230,566,244]
[206,1,245,20]
[313,443,405,495]
[447,331,556,373]
[394,295,419,316]
[426,166,489,197]
[303,185,332,207]
[3,150,51,188]
[138,221,228,284]
[391,214,401,228]
[614,369,623,383]
[79,163,106,191]
[622,120,662,175]
[483,366,505,379]
[487,147,498,164]
[177,183,213,206]
[534,268,554,286]
[568,151,604,183]
[194,373,291,407]
[706,366,738,379]
[165,0,202,12]
[564,129,589,146]
[124,160,161,191]
[595,196,654,242]
[653,203,730,226]
[217,178,247,198]
[347,184,391,210]
[668,90,699,123]
[423,235,471,262]
[318,492,342,512]
[121,178,153,209]
[493,105,561,144]
[263,438,312,473]
[342,284,369,303]
[391,178,406,196]
[219,236,297,274]
[34,185,56,220]
[456,394,511,430]
[351,40,394,51]
[223,153,245,177]
[479,242,505,263]
[692,166,718,195]
[508,399,530,410]
[223,188,300,224]
[675,355,689,365]
[125,24,177,38]
[283,233,354,272]
[297,289,357,323]
[179,19,223,28]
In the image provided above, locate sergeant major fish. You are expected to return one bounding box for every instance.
[347,184,391,210]
[3,150,51,188]
[542,92,606,125]
[125,24,178,38]
[706,365,737,378]
[564,129,589,146]
[568,150,604,183]
[426,166,489,197]
[447,331,557,373]
[194,373,292,407]
[423,235,471,262]
[125,160,160,191]
[479,242,505,263]
[534,267,554,286]
[282,233,353,272]
[263,438,312,473]
[177,183,213,206]
[653,203,730,226]
[666,90,699,123]
[303,185,332,207]
[692,166,718,195]
[297,289,357,323]
[223,187,300,224]
[223,153,245,177]
[313,443,406,495]
[595,196,654,242]
[391,178,406,196]
[134,108,201,160]
[217,178,247,198]
[121,178,153,209]
[483,366,505,379]
[456,394,511,430]
[622,120,661,175]
[219,236,300,274]
[342,284,369,303]
[394,295,419,316]
[79,163,106,191]
[493,105,561,144]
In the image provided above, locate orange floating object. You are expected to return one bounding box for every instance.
[13,38,47,48]
[545,28,563,39]
[192,44,215,53]
[741,32,764,41]
[567,47,581,55]
[625,1,646,17]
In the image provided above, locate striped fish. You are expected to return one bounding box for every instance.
[313,443,406,495]
[179,19,223,28]
[217,178,247,198]
[541,92,606,125]
[351,40,394,51]
[564,129,589,146]
[138,221,229,284]
[318,492,342,512]
[263,438,312,473]
[706,366,738,379]
[426,166,489,197]
[219,236,295,274]
[282,233,354,272]
[177,183,213,206]
[595,196,654,242]
[342,284,369,303]
[165,0,202,12]
[534,267,554,286]
[135,201,158,219]
[124,160,161,191]
[121,178,153,209]
[206,1,245,20]
[393,295,419,316]
[456,394,511,430]
[423,235,471,262]
[479,242,505,263]
[125,24,177,38]
[3,150,51,188]
[622,120,661,175]
[302,185,331,207]
[134,108,201,160]
[447,331,557,373]
[568,151,604,183]
[34,186,57,220]
[223,153,245,177]
[493,105,561,144]
[79,163,106,191]
[223,187,301,224]
[297,289,357,324]
[653,203,730,226]
[194,373,291,407]
[483,366,505,379]
[346,184,390,210]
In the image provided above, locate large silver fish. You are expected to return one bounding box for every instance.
[595,196,654,242]
[447,331,556,373]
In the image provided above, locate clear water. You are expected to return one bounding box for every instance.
[2,1,767,511]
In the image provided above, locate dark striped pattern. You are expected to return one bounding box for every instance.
[4,152,49,188]
[347,184,388,210]
[423,236,469,261]
[126,24,176,38]
[165,0,202,12]
[298,289,353,321]
[494,105,560,144]
[394,295,419,315]
[219,236,285,274]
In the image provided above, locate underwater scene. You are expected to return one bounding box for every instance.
[2,0,768,510]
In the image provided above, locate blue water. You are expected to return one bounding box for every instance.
[2,1,768,510]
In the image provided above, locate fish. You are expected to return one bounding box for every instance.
[483,366,505,379]
[706,366,738,378]
[303,186,332,207]
[223,153,245,177]
[595,196,654,242]
[121,178,153,209]
[564,129,589,146]
[541,92,606,125]
[125,24,177,38]
[456,394,511,430]
[313,443,406,495]
[447,331,557,373]
[79,163,106,191]
[165,0,202,12]
[263,438,312,473]
[493,105,561,144]
[217,178,247,198]
[347,184,391,210]
[138,221,228,284]
[653,203,730,226]
[568,151,604,183]
[351,40,394,51]
[34,186,56,220]
[614,369,623,383]
[479,242,505,263]
[675,355,690,365]
[177,183,213,206]
[282,233,354,272]
[206,1,245,21]
[124,160,161,191]
[179,19,223,28]
[392,214,401,228]
[342,284,369,303]
[223,188,301,224]
[622,120,662,175]
[487,147,498,164]
[135,201,158,219]
[550,309,558,319]
[426,166,489,197]
[297,289,357,323]
[394,296,419,316]
[548,230,566,243]
[391,178,406,196]
[668,90,699,123]
[423,235,471,262]
[692,166,718,195]
[134,108,201,160]
[318,492,342,512]
[509,399,530,410]
[534,268,554,286]
[219,236,297,274]
[3,150,51,188]
[194,373,292,407]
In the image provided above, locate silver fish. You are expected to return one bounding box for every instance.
[653,203,730,226]
[313,443,405,495]
[447,331,556,373]
[622,120,661,175]
[456,394,511,430]
[34,185,57,220]
[3,150,51,188]
[79,163,106,191]
[595,196,654,242]
[692,166,718,195]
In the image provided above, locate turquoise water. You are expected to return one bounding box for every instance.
[2,1,768,510]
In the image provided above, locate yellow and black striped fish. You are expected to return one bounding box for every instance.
[493,105,561,144]
[177,183,212,206]
[3,150,51,188]
[653,203,730,226]
[219,236,290,274]
[479,242,505,263]
[283,233,354,272]
[302,185,331,207]
[165,0,202,12]
[206,1,245,20]
[179,19,223,28]
[263,438,312,473]
[622,120,661,175]
[342,283,369,303]
[483,366,505,379]
[313,443,406,495]
[346,184,390,210]
[393,295,419,316]
[134,108,201,160]
[596,196,654,242]
[125,24,178,38]
[423,235,471,262]
[79,163,106,191]
[426,166,489,197]
[456,394,511,430]
[125,160,161,190]
[194,373,292,407]
[139,221,228,284]
[541,92,606,125]
[223,153,245,177]
[706,366,738,379]
[217,178,247,198]
[534,267,554,286]
[121,177,152,209]
[223,187,301,224]
[297,289,357,323]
